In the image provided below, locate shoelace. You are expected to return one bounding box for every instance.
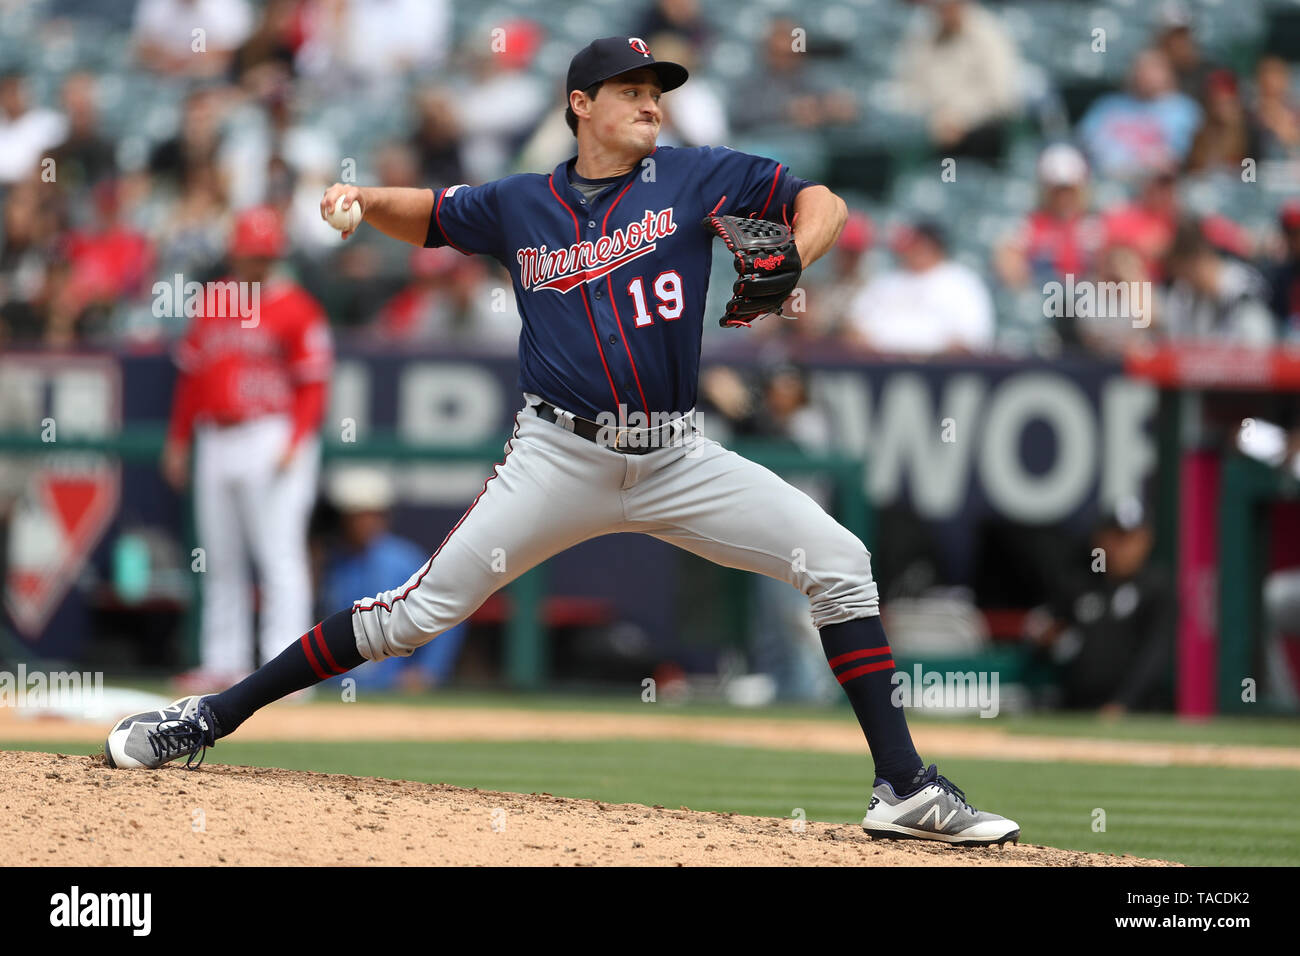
[147,711,216,770]
[933,774,976,814]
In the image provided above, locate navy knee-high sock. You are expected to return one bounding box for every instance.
[819,614,924,792]
[205,608,364,737]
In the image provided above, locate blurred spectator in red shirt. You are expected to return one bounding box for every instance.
[1100,169,1180,280]
[1253,55,1300,161]
[995,143,1104,290]
[789,211,872,343]
[371,247,519,350]
[1185,69,1259,174]
[48,177,156,344]
[0,71,67,185]
[1271,202,1300,341]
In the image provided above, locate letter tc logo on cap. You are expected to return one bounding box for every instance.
[628,37,650,56]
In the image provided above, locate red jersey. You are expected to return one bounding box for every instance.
[167,277,332,449]
[1021,211,1104,281]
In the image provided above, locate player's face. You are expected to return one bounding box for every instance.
[590,70,663,155]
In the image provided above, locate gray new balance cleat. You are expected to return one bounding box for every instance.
[104,695,219,770]
[862,764,1020,847]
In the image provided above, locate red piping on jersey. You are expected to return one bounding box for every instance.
[757,163,782,219]
[602,178,650,415]
[434,187,471,256]
[547,174,622,411]
[353,415,523,624]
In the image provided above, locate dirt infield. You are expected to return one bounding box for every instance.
[1,751,1173,866]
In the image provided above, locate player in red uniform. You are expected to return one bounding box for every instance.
[161,206,333,688]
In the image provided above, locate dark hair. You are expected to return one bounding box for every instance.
[565,82,602,137]
[1167,217,1210,265]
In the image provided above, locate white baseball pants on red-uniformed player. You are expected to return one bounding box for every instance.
[349,395,879,662]
[192,414,319,674]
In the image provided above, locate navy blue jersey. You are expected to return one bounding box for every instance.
[423,145,817,420]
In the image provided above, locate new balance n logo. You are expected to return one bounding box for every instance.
[918,802,960,831]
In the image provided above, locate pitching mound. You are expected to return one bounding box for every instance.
[3,751,1173,866]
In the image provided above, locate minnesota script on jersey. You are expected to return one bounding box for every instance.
[423,145,816,420]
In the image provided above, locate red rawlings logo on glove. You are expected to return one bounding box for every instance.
[752,253,785,271]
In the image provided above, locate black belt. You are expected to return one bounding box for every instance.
[532,399,694,455]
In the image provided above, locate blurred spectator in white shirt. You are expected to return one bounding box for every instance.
[0,72,68,185]
[133,0,254,77]
[295,0,450,88]
[1164,219,1275,345]
[453,20,548,183]
[218,77,339,254]
[847,221,995,356]
[646,33,727,147]
[896,0,1022,163]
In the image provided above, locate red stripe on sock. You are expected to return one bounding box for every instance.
[836,659,895,684]
[311,622,347,674]
[827,646,892,669]
[300,632,330,681]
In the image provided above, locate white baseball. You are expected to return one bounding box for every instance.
[326,196,363,232]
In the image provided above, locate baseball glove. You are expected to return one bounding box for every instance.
[701,213,803,328]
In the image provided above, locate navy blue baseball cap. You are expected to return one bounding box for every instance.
[566,36,689,97]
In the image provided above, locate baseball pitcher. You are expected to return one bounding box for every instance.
[108,37,1018,847]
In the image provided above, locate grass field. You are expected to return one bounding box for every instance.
[92,683,1300,746]
[6,691,1299,866]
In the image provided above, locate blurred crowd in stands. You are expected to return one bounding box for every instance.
[0,0,1299,359]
